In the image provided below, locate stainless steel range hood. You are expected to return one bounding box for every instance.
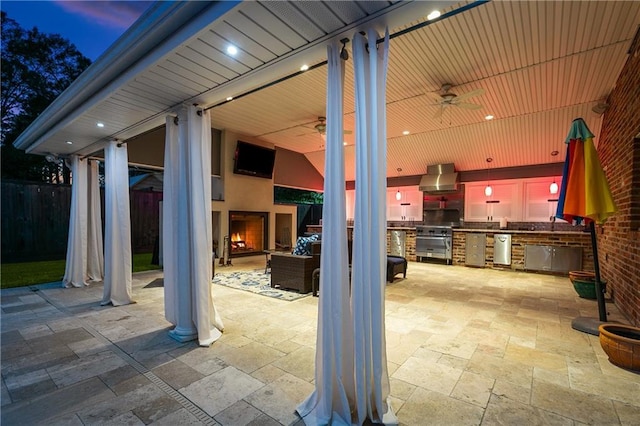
[419,163,459,193]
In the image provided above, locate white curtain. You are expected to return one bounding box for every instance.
[297,41,354,425]
[299,28,394,425]
[163,105,223,347]
[350,28,395,425]
[102,141,133,306]
[62,155,89,288]
[163,116,180,327]
[86,160,104,282]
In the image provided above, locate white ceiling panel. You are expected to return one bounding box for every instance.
[18,0,639,186]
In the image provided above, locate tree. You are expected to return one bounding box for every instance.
[1,11,91,183]
[274,186,324,204]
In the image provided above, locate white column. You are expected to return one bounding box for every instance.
[163,105,223,345]
[164,107,198,341]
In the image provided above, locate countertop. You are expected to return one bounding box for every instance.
[307,225,587,234]
[453,228,588,235]
[307,225,417,231]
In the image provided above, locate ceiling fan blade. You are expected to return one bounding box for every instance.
[296,130,315,137]
[456,102,483,110]
[453,88,485,102]
[343,129,353,135]
[424,91,444,102]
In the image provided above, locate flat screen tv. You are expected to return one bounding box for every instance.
[233,141,276,179]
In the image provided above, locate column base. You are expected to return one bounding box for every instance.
[168,327,198,343]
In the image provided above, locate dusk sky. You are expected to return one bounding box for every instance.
[1,1,153,61]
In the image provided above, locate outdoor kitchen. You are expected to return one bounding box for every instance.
[308,163,595,275]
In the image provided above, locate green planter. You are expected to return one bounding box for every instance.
[572,279,606,300]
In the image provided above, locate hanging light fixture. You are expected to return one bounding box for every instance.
[484,157,493,197]
[396,190,402,201]
[549,150,559,194]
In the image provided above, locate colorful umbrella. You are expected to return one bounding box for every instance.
[556,118,617,333]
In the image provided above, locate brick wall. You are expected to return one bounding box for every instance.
[596,30,640,326]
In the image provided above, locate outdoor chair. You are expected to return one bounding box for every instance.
[270,242,321,294]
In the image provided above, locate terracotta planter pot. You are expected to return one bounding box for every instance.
[569,271,595,282]
[598,324,640,373]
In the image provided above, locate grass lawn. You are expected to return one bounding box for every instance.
[1,253,161,289]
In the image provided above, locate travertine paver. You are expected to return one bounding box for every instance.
[1,258,638,425]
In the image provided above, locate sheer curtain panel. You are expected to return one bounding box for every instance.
[102,141,133,306]
[297,41,353,425]
[62,155,89,288]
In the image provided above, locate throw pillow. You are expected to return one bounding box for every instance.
[293,235,318,255]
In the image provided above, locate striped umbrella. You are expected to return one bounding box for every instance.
[556,118,616,332]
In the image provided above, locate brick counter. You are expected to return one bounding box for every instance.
[452,229,594,273]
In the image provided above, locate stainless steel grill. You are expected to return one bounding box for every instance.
[415,225,453,264]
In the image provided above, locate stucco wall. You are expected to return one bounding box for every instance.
[212,130,297,255]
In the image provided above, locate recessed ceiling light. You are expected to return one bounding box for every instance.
[402,130,410,135]
[226,96,233,101]
[96,122,105,128]
[485,115,494,120]
[226,45,238,56]
[427,10,441,20]
[66,140,73,145]
[300,64,309,71]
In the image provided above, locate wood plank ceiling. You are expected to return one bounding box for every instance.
[25,1,640,183]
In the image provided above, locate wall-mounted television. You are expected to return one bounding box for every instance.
[233,140,276,179]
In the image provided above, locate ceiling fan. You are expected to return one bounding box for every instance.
[311,116,352,136]
[428,83,485,118]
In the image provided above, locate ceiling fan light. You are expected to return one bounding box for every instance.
[484,185,493,197]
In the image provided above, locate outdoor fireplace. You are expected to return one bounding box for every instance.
[228,211,268,257]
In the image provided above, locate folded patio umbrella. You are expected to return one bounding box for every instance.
[556,118,617,334]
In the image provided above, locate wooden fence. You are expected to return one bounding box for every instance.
[1,181,162,263]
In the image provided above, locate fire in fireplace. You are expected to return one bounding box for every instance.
[228,211,268,257]
[231,233,247,250]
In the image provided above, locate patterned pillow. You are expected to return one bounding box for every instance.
[292,235,319,255]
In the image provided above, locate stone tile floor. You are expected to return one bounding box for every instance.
[2,258,639,425]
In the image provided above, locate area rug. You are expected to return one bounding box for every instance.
[213,270,309,301]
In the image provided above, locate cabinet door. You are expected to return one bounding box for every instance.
[464,181,521,222]
[404,190,423,222]
[464,183,491,221]
[488,182,522,222]
[523,178,564,222]
[524,245,552,271]
[551,247,583,273]
[387,187,422,221]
